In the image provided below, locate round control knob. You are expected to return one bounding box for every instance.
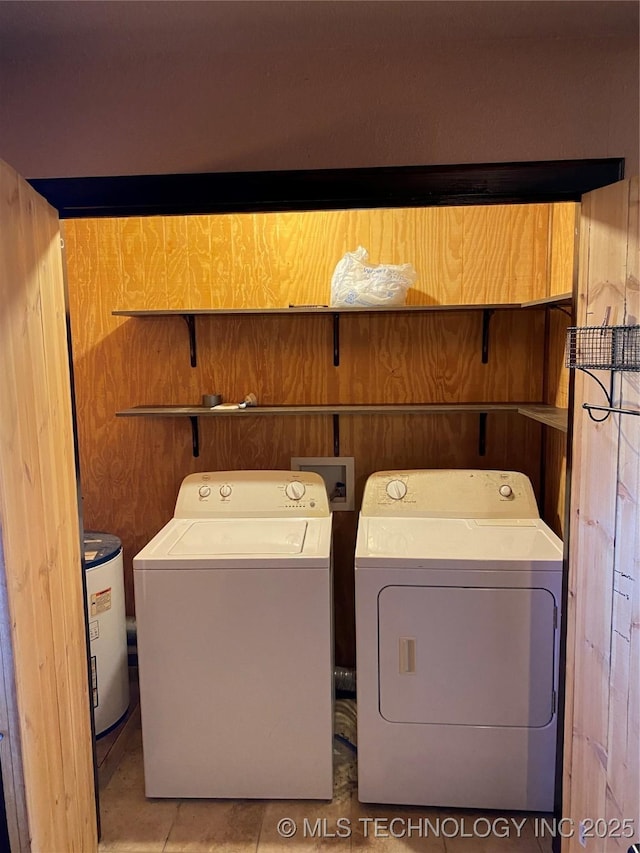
[499,484,513,498]
[219,484,232,498]
[285,481,306,501]
[198,485,211,498]
[386,479,407,500]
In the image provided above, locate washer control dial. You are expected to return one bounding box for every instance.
[198,485,211,498]
[499,484,513,498]
[386,479,408,500]
[285,481,306,501]
[219,484,232,498]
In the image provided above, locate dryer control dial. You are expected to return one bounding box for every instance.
[285,481,306,501]
[499,484,513,498]
[198,485,211,498]
[386,479,408,500]
[219,484,232,498]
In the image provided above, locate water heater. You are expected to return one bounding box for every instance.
[84,531,129,736]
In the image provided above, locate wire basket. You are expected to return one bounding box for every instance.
[565,325,640,372]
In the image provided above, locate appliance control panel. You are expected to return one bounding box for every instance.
[174,470,331,518]
[361,470,540,519]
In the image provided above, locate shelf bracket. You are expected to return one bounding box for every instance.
[551,304,572,319]
[481,309,494,364]
[333,414,340,456]
[189,416,200,457]
[583,403,640,418]
[333,313,340,367]
[577,369,640,421]
[182,313,197,368]
[478,412,487,456]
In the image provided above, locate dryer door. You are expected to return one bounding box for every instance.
[378,585,556,727]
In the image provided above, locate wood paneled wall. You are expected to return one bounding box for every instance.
[68,203,553,311]
[0,161,97,851]
[64,202,574,665]
[563,177,639,852]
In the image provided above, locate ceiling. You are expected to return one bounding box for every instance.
[0,0,638,60]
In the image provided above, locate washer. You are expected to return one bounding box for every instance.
[355,469,563,812]
[134,470,333,799]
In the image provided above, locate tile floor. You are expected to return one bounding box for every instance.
[97,724,554,853]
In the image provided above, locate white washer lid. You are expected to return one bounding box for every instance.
[169,519,307,556]
[134,516,332,569]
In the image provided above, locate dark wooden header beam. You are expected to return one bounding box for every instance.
[29,158,624,219]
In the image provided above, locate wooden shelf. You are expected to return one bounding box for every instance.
[117,403,523,417]
[112,303,523,317]
[520,292,573,308]
[517,405,568,432]
[113,304,571,452]
[112,300,574,368]
[113,293,574,317]
[117,402,568,456]
[116,403,567,457]
[111,302,545,367]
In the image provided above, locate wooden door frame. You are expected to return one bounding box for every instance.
[29,157,624,849]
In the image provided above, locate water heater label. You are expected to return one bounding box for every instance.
[89,620,100,642]
[90,587,112,616]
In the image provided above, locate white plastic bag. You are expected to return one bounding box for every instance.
[329,246,417,308]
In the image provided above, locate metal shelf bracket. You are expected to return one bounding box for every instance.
[478,412,488,456]
[182,313,197,367]
[333,414,340,456]
[481,309,494,364]
[578,369,640,422]
[551,304,572,318]
[189,416,200,457]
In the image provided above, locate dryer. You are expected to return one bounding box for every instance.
[355,469,563,811]
[134,470,333,799]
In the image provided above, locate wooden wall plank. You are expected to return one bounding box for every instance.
[461,206,490,303]
[3,166,70,853]
[534,202,580,538]
[547,309,572,410]
[543,429,567,538]
[570,181,627,853]
[410,206,463,305]
[460,204,551,304]
[229,213,280,308]
[164,215,190,310]
[543,303,573,539]
[0,159,97,852]
[35,199,97,851]
[562,190,592,835]
[606,175,639,849]
[620,174,639,846]
[336,310,544,404]
[549,203,580,297]
[564,178,638,853]
[185,215,214,307]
